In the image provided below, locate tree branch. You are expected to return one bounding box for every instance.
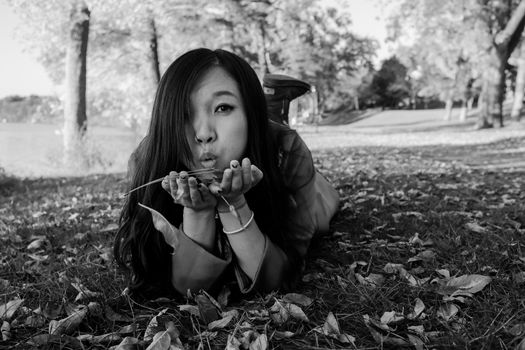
[495,0,525,50]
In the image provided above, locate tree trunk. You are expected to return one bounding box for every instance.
[63,0,90,166]
[478,48,506,128]
[354,95,359,110]
[459,99,468,122]
[148,16,161,86]
[443,90,453,121]
[511,44,525,122]
[255,21,270,77]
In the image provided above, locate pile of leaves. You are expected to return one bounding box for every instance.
[1,138,525,349]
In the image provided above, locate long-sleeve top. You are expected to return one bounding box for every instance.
[139,122,339,295]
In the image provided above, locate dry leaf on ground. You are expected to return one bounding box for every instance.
[48,305,88,335]
[435,274,492,297]
[0,299,24,321]
[313,312,355,344]
[282,293,313,307]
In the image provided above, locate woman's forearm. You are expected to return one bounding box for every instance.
[218,198,268,279]
[182,207,216,251]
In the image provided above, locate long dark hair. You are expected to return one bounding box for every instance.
[114,48,287,298]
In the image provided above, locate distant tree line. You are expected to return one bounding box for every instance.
[0,95,62,124]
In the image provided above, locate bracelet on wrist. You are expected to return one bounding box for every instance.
[223,211,255,235]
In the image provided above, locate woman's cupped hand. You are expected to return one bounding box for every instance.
[161,158,263,211]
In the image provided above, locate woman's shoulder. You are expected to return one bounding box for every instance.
[269,121,314,189]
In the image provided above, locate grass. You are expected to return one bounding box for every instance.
[1,134,525,349]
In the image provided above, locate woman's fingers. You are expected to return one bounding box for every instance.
[220,168,233,193]
[188,176,202,204]
[251,164,263,185]
[176,172,191,202]
[168,171,179,199]
[241,158,252,192]
[230,160,243,192]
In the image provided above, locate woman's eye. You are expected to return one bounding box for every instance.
[215,104,233,113]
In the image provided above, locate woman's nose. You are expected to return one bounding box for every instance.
[194,119,216,144]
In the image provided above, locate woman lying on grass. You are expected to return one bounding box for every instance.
[114,48,339,299]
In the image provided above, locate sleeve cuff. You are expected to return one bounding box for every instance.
[234,236,289,294]
[137,202,231,295]
[171,229,231,295]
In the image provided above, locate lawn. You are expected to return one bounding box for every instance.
[1,120,525,349]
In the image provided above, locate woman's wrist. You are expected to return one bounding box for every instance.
[216,194,246,212]
[182,207,216,251]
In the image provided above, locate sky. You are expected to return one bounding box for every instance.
[0,0,390,98]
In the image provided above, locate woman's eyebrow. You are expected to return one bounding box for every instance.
[213,90,237,98]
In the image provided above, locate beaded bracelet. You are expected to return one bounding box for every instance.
[222,211,255,235]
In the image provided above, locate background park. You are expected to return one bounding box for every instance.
[1,0,525,349]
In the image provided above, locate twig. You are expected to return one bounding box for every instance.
[121,168,217,197]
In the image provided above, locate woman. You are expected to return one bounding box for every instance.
[115,48,338,299]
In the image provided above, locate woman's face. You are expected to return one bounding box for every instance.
[185,66,248,171]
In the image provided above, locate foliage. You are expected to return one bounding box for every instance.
[370,56,410,108]
[6,0,378,129]
[0,95,62,124]
[1,137,525,349]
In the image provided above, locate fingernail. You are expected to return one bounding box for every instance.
[230,160,239,169]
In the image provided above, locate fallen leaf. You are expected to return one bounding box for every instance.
[272,330,295,339]
[113,336,140,350]
[383,263,405,274]
[363,315,409,346]
[408,249,436,263]
[100,223,119,232]
[507,323,525,336]
[0,299,24,321]
[380,311,404,325]
[217,285,231,308]
[178,304,200,317]
[282,293,313,307]
[436,269,450,278]
[146,330,170,350]
[49,305,88,335]
[287,303,309,322]
[72,282,102,302]
[314,312,356,345]
[118,323,138,335]
[27,237,50,250]
[27,334,82,348]
[249,333,268,350]
[1,321,10,341]
[393,211,424,222]
[407,298,426,320]
[269,300,288,325]
[77,332,122,344]
[207,314,234,330]
[437,303,459,322]
[465,222,487,233]
[408,325,425,334]
[407,333,425,350]
[225,333,241,350]
[195,294,220,324]
[436,274,492,296]
[143,309,168,342]
[356,273,385,288]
